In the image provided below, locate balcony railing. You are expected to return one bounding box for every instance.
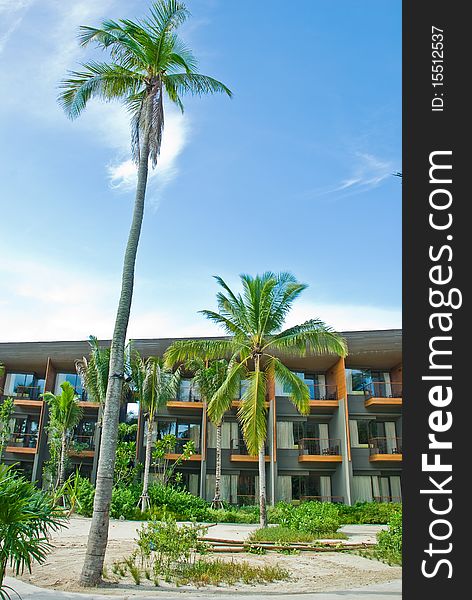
[369,437,402,455]
[298,438,341,456]
[176,389,201,402]
[363,381,403,399]
[9,385,43,400]
[172,437,200,454]
[305,383,338,401]
[230,439,267,455]
[7,432,38,448]
[299,495,344,503]
[373,496,402,503]
[71,435,95,451]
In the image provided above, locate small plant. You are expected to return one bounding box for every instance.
[124,556,141,585]
[136,518,208,582]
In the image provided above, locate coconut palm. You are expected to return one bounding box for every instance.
[186,358,230,509]
[164,272,347,526]
[42,382,83,489]
[130,353,180,511]
[59,1,231,585]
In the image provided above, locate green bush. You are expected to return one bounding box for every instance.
[207,505,259,524]
[337,502,402,525]
[71,475,95,517]
[110,485,142,520]
[249,525,346,543]
[269,501,341,535]
[147,484,211,521]
[375,511,402,565]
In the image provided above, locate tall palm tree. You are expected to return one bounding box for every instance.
[42,382,83,488]
[164,272,347,526]
[59,2,231,584]
[130,353,180,511]
[186,358,230,509]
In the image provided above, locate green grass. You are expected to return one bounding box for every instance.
[249,525,347,544]
[176,558,290,586]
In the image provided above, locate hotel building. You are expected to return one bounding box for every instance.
[0,329,402,505]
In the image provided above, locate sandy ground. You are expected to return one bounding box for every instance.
[13,517,401,596]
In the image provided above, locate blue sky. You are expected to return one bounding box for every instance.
[0,0,401,342]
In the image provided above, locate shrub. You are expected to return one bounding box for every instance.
[63,473,95,517]
[249,525,347,543]
[147,484,211,521]
[270,501,341,535]
[110,485,142,520]
[337,502,402,525]
[375,511,402,565]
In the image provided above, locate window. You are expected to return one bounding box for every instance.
[357,420,370,444]
[178,379,200,401]
[4,373,43,399]
[349,419,371,447]
[55,373,84,398]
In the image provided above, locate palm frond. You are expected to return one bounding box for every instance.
[58,61,144,119]
[164,73,232,98]
[163,339,238,368]
[207,360,245,425]
[267,320,348,357]
[268,357,310,415]
[237,369,267,456]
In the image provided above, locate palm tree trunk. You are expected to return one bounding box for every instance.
[212,422,223,508]
[254,353,267,527]
[258,444,267,527]
[140,417,153,511]
[80,97,153,587]
[57,432,67,489]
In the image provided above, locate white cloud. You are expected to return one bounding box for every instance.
[107,108,189,195]
[306,151,395,201]
[0,255,400,343]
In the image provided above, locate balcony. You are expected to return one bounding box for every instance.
[164,437,202,461]
[69,434,95,458]
[8,385,43,407]
[167,390,203,410]
[363,381,402,408]
[306,384,338,408]
[76,391,100,409]
[298,438,342,463]
[369,437,402,462]
[230,439,269,462]
[6,432,38,454]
